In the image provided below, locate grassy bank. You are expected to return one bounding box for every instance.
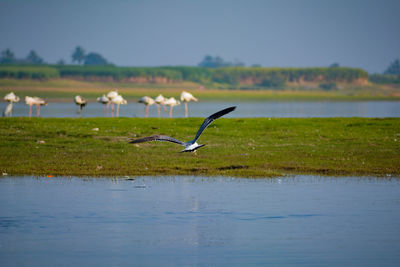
[1,78,400,101]
[1,117,399,177]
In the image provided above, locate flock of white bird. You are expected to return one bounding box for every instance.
[2,90,198,118]
[138,91,198,118]
[3,92,48,118]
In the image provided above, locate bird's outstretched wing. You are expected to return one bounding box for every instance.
[191,106,236,143]
[130,135,186,146]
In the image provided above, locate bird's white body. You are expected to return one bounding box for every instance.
[111,94,127,117]
[154,94,167,116]
[3,102,13,117]
[25,96,47,117]
[154,94,165,105]
[164,97,180,107]
[164,97,181,118]
[106,90,119,115]
[74,95,87,105]
[139,96,155,106]
[3,92,19,117]
[139,96,155,117]
[74,95,87,114]
[97,94,110,104]
[180,91,198,102]
[180,91,198,117]
[112,94,127,105]
[25,96,46,106]
[106,90,119,100]
[25,96,35,106]
[97,94,110,115]
[183,142,205,152]
[4,92,20,103]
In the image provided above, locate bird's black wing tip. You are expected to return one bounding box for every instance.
[219,106,236,116]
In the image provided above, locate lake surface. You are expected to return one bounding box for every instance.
[2,101,400,118]
[1,175,399,266]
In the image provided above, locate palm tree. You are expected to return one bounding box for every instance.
[71,46,85,64]
[26,50,44,64]
[1,48,16,64]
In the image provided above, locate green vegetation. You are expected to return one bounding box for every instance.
[58,65,184,81]
[0,66,59,79]
[1,118,399,177]
[1,78,399,101]
[0,65,369,88]
[369,74,400,84]
[1,48,46,65]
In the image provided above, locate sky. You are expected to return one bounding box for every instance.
[0,0,399,73]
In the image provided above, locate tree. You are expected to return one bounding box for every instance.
[72,46,85,64]
[329,63,340,68]
[232,59,245,67]
[258,73,286,88]
[57,59,66,65]
[26,50,44,64]
[198,55,232,68]
[84,52,108,66]
[384,59,400,75]
[1,48,16,64]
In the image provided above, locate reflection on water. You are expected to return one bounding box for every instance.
[0,175,400,266]
[1,101,400,118]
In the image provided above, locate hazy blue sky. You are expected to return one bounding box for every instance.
[0,0,399,73]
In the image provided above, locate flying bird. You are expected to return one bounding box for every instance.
[130,106,236,152]
[180,91,198,117]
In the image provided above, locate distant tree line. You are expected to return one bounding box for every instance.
[0,46,111,66]
[1,48,45,65]
[198,55,245,68]
[0,64,369,88]
[369,58,400,84]
[1,46,399,86]
[71,46,110,66]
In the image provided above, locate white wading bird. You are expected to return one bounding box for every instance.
[154,94,167,116]
[106,90,119,114]
[111,94,127,117]
[130,106,236,153]
[3,103,13,117]
[4,92,20,103]
[164,97,180,118]
[74,95,88,114]
[3,92,20,117]
[138,96,155,117]
[25,96,47,117]
[180,91,198,117]
[97,94,110,115]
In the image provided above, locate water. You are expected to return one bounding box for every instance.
[1,175,399,266]
[1,101,400,118]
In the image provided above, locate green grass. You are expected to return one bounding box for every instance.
[1,117,399,178]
